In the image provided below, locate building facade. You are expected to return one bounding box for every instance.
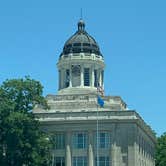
[33,20,156,166]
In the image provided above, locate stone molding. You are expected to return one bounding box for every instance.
[34,110,156,143]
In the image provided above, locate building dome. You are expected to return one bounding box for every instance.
[57,19,105,95]
[61,19,102,56]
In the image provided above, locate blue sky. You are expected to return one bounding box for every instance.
[0,0,166,136]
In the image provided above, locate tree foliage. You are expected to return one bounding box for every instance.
[0,77,52,166]
[155,132,166,166]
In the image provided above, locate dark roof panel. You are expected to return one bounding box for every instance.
[61,20,102,57]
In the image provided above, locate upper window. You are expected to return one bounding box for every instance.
[72,132,87,149]
[72,65,81,87]
[73,156,87,166]
[95,156,110,166]
[83,43,90,46]
[73,43,81,46]
[95,132,110,149]
[84,68,90,86]
[94,69,98,87]
[65,69,70,88]
[72,65,81,77]
[55,133,65,149]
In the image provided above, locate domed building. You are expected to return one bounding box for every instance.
[34,20,156,166]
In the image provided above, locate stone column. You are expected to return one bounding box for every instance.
[91,66,94,87]
[58,70,61,90]
[66,131,71,166]
[88,131,94,166]
[101,70,104,88]
[111,124,118,166]
[135,134,139,166]
[69,66,72,87]
[128,145,135,166]
[111,143,117,166]
[128,131,136,166]
[81,65,84,87]
[61,69,65,89]
[99,70,102,87]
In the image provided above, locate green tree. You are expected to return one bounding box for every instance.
[155,132,166,166]
[0,77,52,166]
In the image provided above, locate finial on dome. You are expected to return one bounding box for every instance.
[78,19,85,31]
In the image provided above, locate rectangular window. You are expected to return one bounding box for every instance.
[101,70,104,86]
[66,69,70,88]
[95,156,110,166]
[72,132,87,149]
[73,156,87,166]
[84,68,90,86]
[94,69,98,87]
[54,157,65,166]
[95,132,110,149]
[55,133,65,149]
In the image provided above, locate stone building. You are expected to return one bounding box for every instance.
[33,20,156,166]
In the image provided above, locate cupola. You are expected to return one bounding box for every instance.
[57,20,105,95]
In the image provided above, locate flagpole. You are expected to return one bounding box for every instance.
[96,69,104,166]
[96,72,101,166]
[96,91,99,166]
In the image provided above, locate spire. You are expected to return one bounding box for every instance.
[78,19,85,31]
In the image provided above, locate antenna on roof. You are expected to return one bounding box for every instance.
[80,8,83,19]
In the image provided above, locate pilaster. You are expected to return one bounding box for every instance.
[61,69,65,89]
[69,66,72,87]
[91,67,94,87]
[66,131,71,166]
[88,131,94,166]
[81,65,84,87]
[99,70,102,87]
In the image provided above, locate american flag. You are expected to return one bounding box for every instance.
[97,84,104,96]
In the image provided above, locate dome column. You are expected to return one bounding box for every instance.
[58,70,61,90]
[69,66,72,87]
[61,69,65,89]
[81,65,84,87]
[99,69,102,87]
[101,70,104,88]
[91,66,94,87]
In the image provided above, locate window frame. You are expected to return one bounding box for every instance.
[54,157,65,166]
[72,156,87,166]
[72,132,87,149]
[95,131,110,149]
[95,156,110,166]
[55,133,65,150]
[65,69,70,88]
[84,68,90,86]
